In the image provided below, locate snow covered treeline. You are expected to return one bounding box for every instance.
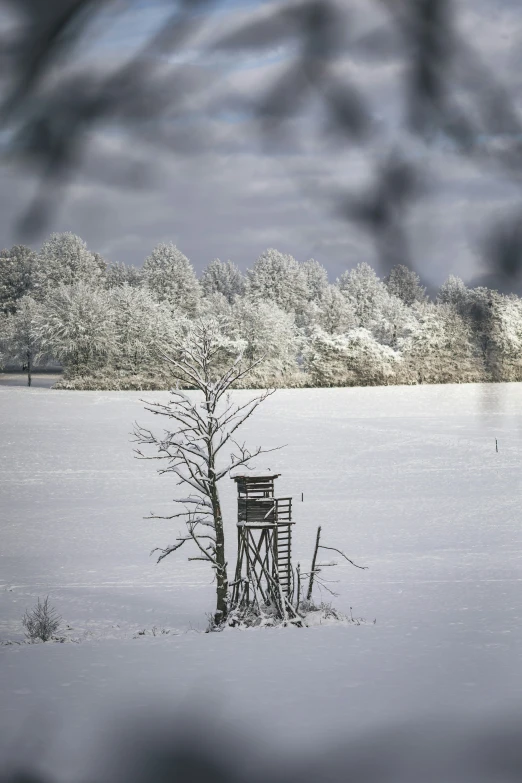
[1,232,522,389]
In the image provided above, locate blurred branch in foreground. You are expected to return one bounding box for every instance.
[2,0,522,286]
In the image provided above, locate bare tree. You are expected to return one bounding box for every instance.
[133,318,280,626]
[1,295,45,386]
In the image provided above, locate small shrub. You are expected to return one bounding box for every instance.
[299,599,373,625]
[22,596,62,642]
[133,626,173,638]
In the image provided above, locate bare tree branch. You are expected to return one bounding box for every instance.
[318,545,368,570]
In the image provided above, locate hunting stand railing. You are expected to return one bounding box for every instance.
[230,473,300,621]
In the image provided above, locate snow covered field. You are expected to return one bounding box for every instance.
[1,383,522,780]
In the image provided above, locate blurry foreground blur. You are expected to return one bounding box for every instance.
[3,709,522,783]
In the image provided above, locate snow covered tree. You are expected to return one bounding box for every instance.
[399,301,482,384]
[33,232,105,298]
[337,262,390,329]
[198,291,233,321]
[200,259,246,303]
[93,252,108,276]
[305,326,401,387]
[110,284,179,375]
[230,298,301,387]
[465,287,500,377]
[301,258,329,302]
[371,291,416,348]
[492,294,522,381]
[437,275,469,313]
[41,282,116,375]
[1,296,45,386]
[464,290,522,382]
[384,264,427,305]
[337,328,401,385]
[337,262,413,347]
[315,284,357,334]
[143,243,200,314]
[105,261,143,289]
[248,249,309,314]
[437,281,500,378]
[0,245,36,315]
[133,318,279,626]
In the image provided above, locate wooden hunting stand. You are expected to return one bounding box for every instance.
[230,473,299,620]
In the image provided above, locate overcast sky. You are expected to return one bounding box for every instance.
[1,0,521,288]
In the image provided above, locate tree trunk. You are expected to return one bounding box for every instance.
[27,351,32,387]
[208,437,228,624]
[211,480,229,625]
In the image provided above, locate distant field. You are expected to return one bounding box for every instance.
[0,373,62,388]
[1,383,522,776]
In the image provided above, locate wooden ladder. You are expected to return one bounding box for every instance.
[276,525,292,595]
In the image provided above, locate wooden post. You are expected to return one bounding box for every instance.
[306,526,321,601]
[496,438,498,453]
[296,563,301,611]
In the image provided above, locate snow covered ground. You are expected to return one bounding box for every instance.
[1,383,522,780]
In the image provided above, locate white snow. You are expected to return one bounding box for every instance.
[1,383,522,780]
